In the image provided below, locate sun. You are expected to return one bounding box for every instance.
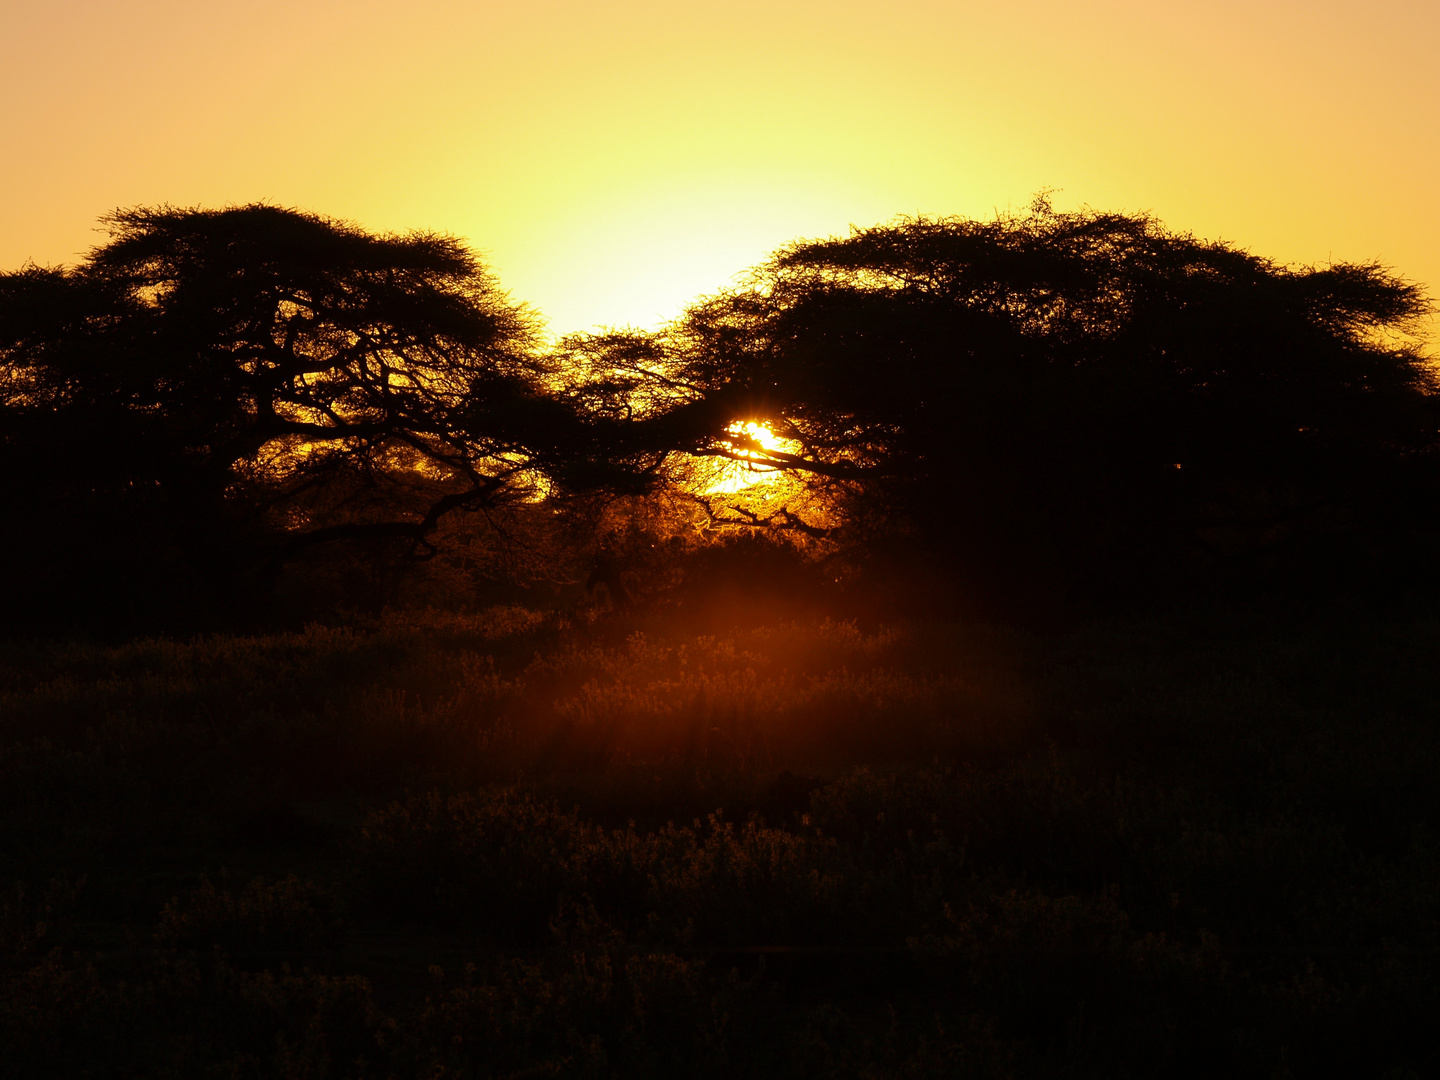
[700,421,801,495]
[729,420,791,460]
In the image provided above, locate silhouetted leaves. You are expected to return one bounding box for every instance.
[6,201,1436,627]
[0,205,560,629]
[580,201,1437,616]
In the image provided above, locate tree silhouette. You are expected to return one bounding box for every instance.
[6,200,1435,627]
[0,205,555,626]
[579,199,1438,613]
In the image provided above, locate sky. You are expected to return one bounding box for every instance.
[3,0,1437,340]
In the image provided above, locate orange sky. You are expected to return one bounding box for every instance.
[3,0,1437,339]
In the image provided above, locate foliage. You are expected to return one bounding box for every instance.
[6,200,1437,628]
[157,874,345,955]
[0,205,561,629]
[2,604,1438,1076]
[3,200,1440,1072]
[578,199,1438,615]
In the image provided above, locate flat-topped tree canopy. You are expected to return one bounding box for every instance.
[0,204,561,626]
[4,199,1436,628]
[585,200,1437,613]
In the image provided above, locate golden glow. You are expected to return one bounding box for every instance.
[700,421,801,495]
[684,419,833,536]
[1,1,1437,340]
[728,421,792,462]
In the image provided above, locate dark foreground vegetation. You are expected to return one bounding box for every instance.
[2,596,1438,1077]
[3,198,1438,1075]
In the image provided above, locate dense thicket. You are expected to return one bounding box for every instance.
[585,200,1438,616]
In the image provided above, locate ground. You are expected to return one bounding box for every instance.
[2,598,1436,1077]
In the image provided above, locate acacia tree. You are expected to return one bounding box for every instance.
[0,205,560,626]
[575,200,1438,613]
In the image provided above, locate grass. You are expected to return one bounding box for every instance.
[1,599,1437,1077]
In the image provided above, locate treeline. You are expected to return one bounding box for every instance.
[2,198,1435,630]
